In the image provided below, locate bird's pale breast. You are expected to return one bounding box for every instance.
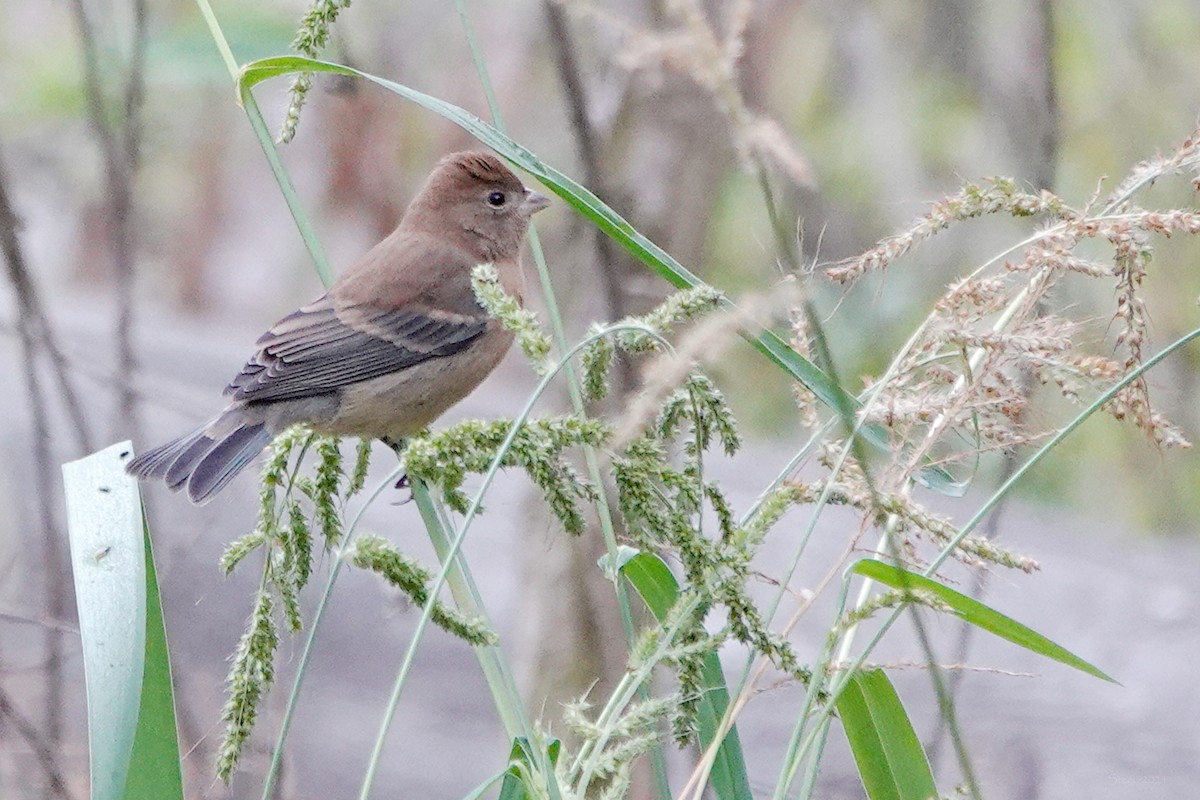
[318,323,515,438]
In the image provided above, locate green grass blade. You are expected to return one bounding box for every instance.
[62,442,145,800]
[612,547,675,618]
[616,551,754,800]
[838,669,937,800]
[851,559,1115,682]
[498,738,561,800]
[123,522,184,799]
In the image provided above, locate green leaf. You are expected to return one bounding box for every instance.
[618,552,754,800]
[851,559,1115,682]
[497,737,561,800]
[63,442,145,800]
[610,548,674,619]
[63,442,184,800]
[235,55,957,496]
[838,669,937,800]
[123,525,184,799]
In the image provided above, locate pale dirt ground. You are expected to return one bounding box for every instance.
[2,291,1199,800]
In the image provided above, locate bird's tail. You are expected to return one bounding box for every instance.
[126,412,273,504]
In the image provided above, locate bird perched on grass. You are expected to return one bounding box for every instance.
[127,151,550,503]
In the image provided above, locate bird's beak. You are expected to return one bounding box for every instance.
[520,189,551,216]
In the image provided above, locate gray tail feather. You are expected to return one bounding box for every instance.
[186,424,273,504]
[126,427,210,481]
[126,419,272,504]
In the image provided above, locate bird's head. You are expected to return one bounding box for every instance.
[403,151,550,260]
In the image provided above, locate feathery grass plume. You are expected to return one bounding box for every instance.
[472,262,554,372]
[214,426,382,782]
[580,284,725,418]
[404,416,609,534]
[656,372,740,456]
[275,501,309,631]
[1107,126,1200,202]
[609,367,812,743]
[576,695,672,796]
[828,589,952,647]
[216,590,278,781]
[614,290,778,445]
[220,529,266,575]
[230,427,371,585]
[614,285,724,353]
[763,128,1200,711]
[347,437,372,495]
[347,535,496,645]
[567,694,676,795]
[803,449,958,567]
[827,178,1068,284]
[282,499,312,586]
[581,323,613,402]
[279,0,353,143]
[873,491,1040,573]
[667,625,715,745]
[789,301,822,429]
[225,427,346,599]
[297,434,346,546]
[220,427,318,595]
[826,135,1200,505]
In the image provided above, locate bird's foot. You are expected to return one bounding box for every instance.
[392,473,413,505]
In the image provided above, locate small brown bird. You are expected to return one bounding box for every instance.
[127,151,549,503]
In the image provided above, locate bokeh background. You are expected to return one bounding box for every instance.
[3,0,1200,798]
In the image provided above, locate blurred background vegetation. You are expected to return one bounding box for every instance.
[3,0,1200,797]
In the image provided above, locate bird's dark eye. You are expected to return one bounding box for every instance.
[486,190,507,207]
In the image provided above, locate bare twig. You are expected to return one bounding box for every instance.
[0,151,93,454]
[543,0,636,394]
[113,0,149,437]
[0,142,81,791]
[67,0,149,439]
[0,687,76,800]
[0,609,79,636]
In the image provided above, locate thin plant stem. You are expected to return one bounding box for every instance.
[411,480,531,737]
[767,575,851,800]
[193,0,334,288]
[258,459,405,800]
[794,721,831,798]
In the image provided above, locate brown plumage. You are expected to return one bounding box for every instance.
[127,151,549,503]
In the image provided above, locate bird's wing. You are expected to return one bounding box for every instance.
[224,295,487,403]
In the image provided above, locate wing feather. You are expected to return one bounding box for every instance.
[225,297,487,403]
